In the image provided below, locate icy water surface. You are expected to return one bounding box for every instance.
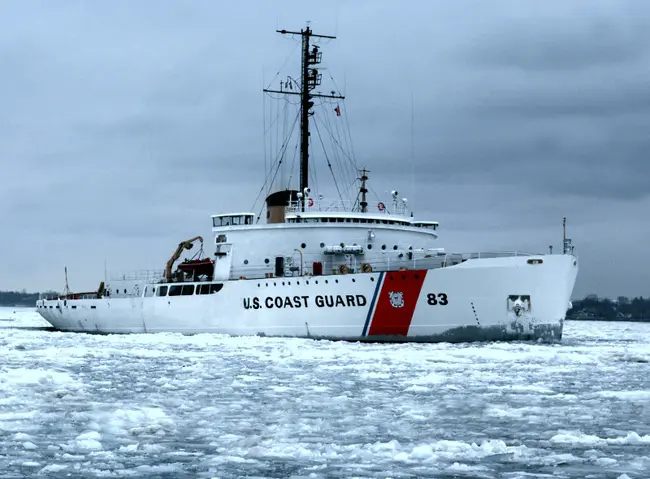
[1,307,649,478]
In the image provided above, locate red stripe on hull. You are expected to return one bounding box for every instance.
[367,270,427,336]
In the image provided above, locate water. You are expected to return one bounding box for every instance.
[1,307,648,478]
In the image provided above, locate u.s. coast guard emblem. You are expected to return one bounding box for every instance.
[388,291,404,308]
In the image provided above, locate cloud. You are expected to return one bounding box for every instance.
[0,0,648,299]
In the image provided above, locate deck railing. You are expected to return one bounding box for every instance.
[39,250,544,301]
[108,270,165,282]
[226,250,539,281]
[285,199,410,216]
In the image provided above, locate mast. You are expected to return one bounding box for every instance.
[359,168,369,213]
[263,24,345,211]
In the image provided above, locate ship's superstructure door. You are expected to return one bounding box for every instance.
[213,243,233,281]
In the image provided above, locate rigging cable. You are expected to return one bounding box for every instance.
[308,133,321,197]
[316,112,359,180]
[313,117,345,205]
[262,77,267,180]
[251,110,301,215]
[321,101,357,196]
[327,71,358,165]
[263,41,301,91]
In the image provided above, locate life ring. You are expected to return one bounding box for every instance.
[377,202,385,212]
[361,263,372,273]
[308,197,314,207]
[338,264,350,275]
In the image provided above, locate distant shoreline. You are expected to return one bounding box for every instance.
[567,317,650,323]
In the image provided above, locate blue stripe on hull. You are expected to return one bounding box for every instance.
[361,272,385,337]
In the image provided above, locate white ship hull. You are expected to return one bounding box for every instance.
[37,254,577,343]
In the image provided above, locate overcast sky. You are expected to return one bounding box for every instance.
[1,0,649,299]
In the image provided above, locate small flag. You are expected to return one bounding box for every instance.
[334,104,341,117]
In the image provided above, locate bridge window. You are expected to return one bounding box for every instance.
[214,215,253,227]
[197,283,224,295]
[169,285,182,296]
[412,222,439,230]
[181,285,194,296]
[157,286,168,297]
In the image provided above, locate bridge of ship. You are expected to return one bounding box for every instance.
[206,210,539,282]
[36,207,537,305]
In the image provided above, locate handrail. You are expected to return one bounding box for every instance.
[285,199,410,216]
[38,250,550,301]
[108,270,165,282]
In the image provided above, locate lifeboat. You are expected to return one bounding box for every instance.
[177,258,214,279]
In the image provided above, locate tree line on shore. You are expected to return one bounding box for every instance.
[567,295,650,321]
[0,290,55,307]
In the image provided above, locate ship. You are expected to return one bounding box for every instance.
[36,24,578,342]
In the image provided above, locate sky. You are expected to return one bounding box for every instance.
[1,0,649,299]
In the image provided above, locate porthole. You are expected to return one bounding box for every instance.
[367,244,372,250]
[301,243,306,249]
[352,278,356,282]
[393,245,398,250]
[264,258,270,264]
[325,280,328,284]
[381,245,386,250]
[244,259,249,265]
[320,242,325,248]
[370,277,375,282]
[335,279,339,283]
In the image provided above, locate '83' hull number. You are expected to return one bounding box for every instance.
[427,293,448,306]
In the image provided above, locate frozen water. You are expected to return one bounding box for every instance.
[1,306,649,478]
